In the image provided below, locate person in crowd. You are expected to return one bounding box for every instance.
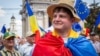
[89,32,96,42]
[19,31,35,56]
[92,35,100,56]
[17,38,26,49]
[32,0,97,56]
[0,36,3,50]
[0,32,21,56]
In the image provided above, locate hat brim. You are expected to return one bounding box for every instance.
[5,36,16,40]
[47,3,80,22]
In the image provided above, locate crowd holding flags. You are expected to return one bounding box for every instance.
[25,0,100,36]
[0,0,100,56]
[0,0,99,39]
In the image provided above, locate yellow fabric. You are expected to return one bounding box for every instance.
[69,29,79,38]
[29,15,39,33]
[52,29,79,38]
[98,24,100,29]
[29,15,43,36]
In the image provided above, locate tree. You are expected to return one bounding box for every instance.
[85,2,100,35]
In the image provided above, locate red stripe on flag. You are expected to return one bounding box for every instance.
[35,30,41,43]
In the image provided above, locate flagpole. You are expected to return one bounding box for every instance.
[93,0,96,10]
[92,25,95,32]
[91,0,96,33]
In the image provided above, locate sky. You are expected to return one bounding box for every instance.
[0,0,22,37]
[0,0,100,37]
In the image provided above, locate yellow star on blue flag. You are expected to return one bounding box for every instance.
[75,0,90,20]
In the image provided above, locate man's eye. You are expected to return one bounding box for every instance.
[59,15,66,18]
[53,15,57,18]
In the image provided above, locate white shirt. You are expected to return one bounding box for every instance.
[62,37,68,43]
[18,42,35,56]
[91,41,100,53]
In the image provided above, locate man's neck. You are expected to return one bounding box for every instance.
[28,42,33,46]
[55,29,71,38]
[5,46,14,52]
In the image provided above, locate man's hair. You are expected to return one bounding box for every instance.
[53,7,74,18]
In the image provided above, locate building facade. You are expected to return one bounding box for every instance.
[20,0,59,37]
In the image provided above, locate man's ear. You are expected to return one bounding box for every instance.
[2,39,5,44]
[71,18,75,23]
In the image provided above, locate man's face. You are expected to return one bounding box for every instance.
[52,11,73,30]
[27,36,35,44]
[94,35,100,42]
[3,37,15,47]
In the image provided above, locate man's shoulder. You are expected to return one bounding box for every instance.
[0,49,6,56]
[0,51,2,56]
[67,35,90,45]
[21,43,29,47]
[19,42,30,51]
[0,46,4,50]
[14,50,21,54]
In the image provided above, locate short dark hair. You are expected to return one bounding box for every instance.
[53,7,74,18]
[90,32,96,36]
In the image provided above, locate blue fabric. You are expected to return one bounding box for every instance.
[1,25,6,34]
[95,13,100,27]
[72,22,82,32]
[75,0,90,20]
[26,0,34,16]
[65,36,98,56]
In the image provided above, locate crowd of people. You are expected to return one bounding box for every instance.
[0,31,36,56]
[89,33,100,56]
[0,30,100,56]
[0,0,100,56]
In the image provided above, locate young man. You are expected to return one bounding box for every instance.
[32,0,97,56]
[0,32,21,56]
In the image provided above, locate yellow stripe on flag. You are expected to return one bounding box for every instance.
[29,15,39,33]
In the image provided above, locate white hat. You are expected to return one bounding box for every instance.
[26,31,35,37]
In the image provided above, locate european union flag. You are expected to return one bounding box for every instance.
[95,13,100,28]
[1,25,6,34]
[75,0,90,20]
[72,22,82,32]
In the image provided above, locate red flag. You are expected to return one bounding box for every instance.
[32,32,72,56]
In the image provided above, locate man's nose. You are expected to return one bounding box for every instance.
[54,16,61,21]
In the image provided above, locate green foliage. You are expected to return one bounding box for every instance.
[85,2,100,35]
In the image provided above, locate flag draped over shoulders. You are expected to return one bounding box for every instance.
[32,32,72,56]
[65,36,97,56]
[32,29,97,56]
